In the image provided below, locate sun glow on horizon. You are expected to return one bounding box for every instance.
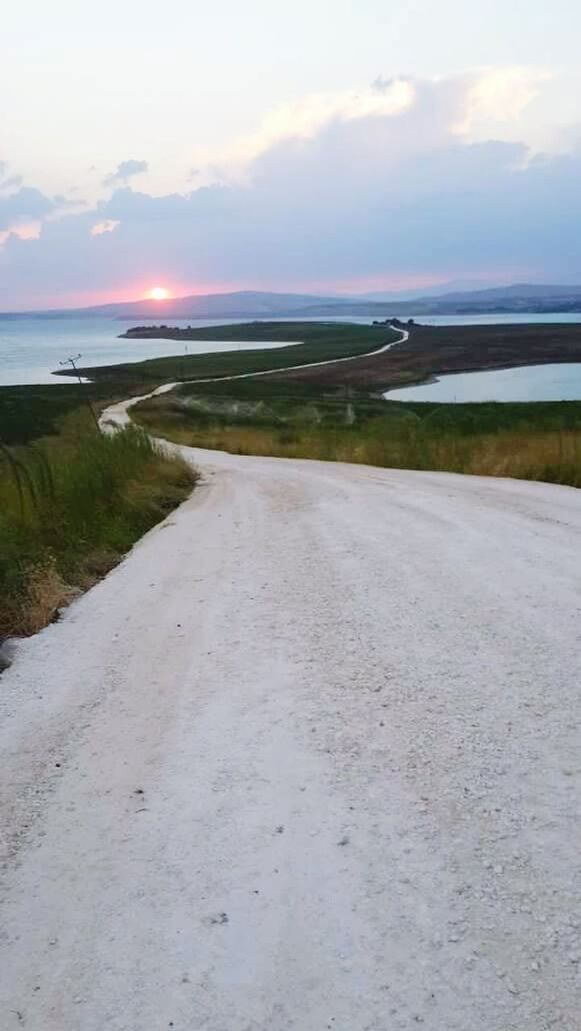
[148,286,171,301]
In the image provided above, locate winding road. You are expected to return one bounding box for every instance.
[1,385,581,1028]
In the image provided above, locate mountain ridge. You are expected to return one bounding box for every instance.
[3,283,581,319]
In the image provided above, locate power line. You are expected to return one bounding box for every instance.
[59,354,100,431]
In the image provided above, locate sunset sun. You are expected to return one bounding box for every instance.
[149,286,170,301]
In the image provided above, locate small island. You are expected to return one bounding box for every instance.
[121,324,197,339]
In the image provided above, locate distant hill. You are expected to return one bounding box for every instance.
[3,283,581,320]
[67,283,581,318]
[355,279,497,302]
[0,290,349,320]
[406,283,581,312]
[432,283,581,302]
[82,290,348,320]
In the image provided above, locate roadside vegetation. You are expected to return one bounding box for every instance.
[0,410,196,638]
[0,383,125,445]
[4,318,581,639]
[133,380,581,490]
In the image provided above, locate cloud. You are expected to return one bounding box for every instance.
[209,78,416,177]
[91,219,119,237]
[53,193,86,210]
[0,186,55,232]
[98,183,231,222]
[0,161,24,194]
[2,70,581,306]
[103,159,149,188]
[0,174,24,192]
[457,66,549,137]
[203,68,541,182]
[371,76,396,94]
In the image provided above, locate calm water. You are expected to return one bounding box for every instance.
[381,312,581,402]
[400,313,581,328]
[0,317,303,386]
[385,363,581,403]
[2,311,581,392]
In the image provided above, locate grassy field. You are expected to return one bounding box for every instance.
[133,381,581,490]
[271,322,581,389]
[0,414,196,638]
[64,322,397,385]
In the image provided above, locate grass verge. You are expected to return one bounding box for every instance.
[0,383,125,445]
[0,417,196,638]
[133,387,581,490]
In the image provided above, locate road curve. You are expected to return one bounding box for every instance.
[1,439,581,1029]
[100,327,407,431]
[100,326,408,401]
[178,325,408,384]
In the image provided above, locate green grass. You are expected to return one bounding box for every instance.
[69,322,397,384]
[0,384,105,445]
[133,385,581,490]
[0,418,196,637]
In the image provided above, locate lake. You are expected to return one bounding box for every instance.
[2,311,581,393]
[0,317,304,386]
[385,362,581,403]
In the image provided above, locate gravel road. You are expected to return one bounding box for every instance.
[1,437,581,1029]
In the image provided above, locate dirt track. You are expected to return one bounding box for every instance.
[1,429,581,1029]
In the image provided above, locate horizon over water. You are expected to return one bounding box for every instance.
[0,317,303,386]
[2,313,581,398]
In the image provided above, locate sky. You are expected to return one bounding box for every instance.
[1,0,581,308]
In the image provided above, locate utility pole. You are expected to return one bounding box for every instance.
[180,344,188,380]
[59,353,101,431]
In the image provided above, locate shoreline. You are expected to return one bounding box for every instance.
[382,356,581,401]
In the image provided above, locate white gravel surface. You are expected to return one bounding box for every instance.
[1,424,581,1029]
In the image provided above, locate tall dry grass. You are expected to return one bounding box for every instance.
[135,409,581,490]
[0,423,196,637]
